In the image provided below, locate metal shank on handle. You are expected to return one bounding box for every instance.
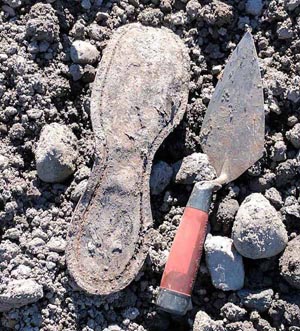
[156,181,220,315]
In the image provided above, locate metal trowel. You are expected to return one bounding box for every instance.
[157,31,265,315]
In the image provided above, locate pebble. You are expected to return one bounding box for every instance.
[220,303,247,322]
[35,123,78,183]
[238,289,274,312]
[212,65,222,75]
[25,3,60,43]
[216,198,239,226]
[69,64,83,81]
[27,237,45,255]
[71,180,88,202]
[232,193,288,259]
[280,235,300,289]
[265,187,283,208]
[277,20,294,40]
[226,321,256,331]
[11,265,32,279]
[245,0,263,16]
[0,155,9,170]
[46,237,67,253]
[172,153,216,185]
[150,161,173,195]
[204,235,244,291]
[122,307,139,320]
[81,0,91,10]
[286,123,300,149]
[271,140,287,162]
[186,0,201,19]
[70,40,100,64]
[193,310,225,331]
[0,279,43,312]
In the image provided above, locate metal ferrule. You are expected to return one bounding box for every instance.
[187,181,221,213]
[157,288,191,315]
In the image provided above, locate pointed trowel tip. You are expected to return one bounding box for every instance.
[237,30,257,55]
[245,30,255,43]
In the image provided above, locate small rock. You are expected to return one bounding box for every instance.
[250,311,276,331]
[205,235,244,291]
[27,237,45,255]
[172,153,216,185]
[70,40,100,64]
[81,0,91,10]
[122,307,140,320]
[46,237,66,253]
[0,155,9,170]
[138,8,164,26]
[226,321,256,331]
[170,11,186,26]
[216,198,239,227]
[27,108,43,120]
[286,123,300,149]
[285,0,300,10]
[271,140,287,162]
[82,64,96,83]
[150,161,173,195]
[232,193,288,259]
[238,289,274,312]
[69,64,83,81]
[220,303,247,322]
[11,265,32,279]
[9,123,25,141]
[212,65,222,75]
[0,240,20,262]
[71,180,88,202]
[200,0,234,27]
[186,0,201,19]
[277,19,294,40]
[280,235,300,289]
[275,159,299,187]
[0,279,43,312]
[265,187,283,208]
[193,310,225,331]
[245,0,263,16]
[35,123,78,183]
[25,3,60,43]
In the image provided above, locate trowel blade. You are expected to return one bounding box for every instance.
[200,31,265,183]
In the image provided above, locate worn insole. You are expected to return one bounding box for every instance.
[66,23,190,295]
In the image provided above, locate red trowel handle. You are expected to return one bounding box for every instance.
[156,181,219,315]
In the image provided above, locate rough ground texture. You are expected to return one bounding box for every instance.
[0,0,300,331]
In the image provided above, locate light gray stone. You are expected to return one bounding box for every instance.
[193,310,225,331]
[286,123,300,149]
[71,180,88,202]
[150,161,173,195]
[232,193,288,259]
[205,235,244,291]
[0,279,43,312]
[35,123,78,183]
[220,302,247,322]
[280,235,300,289]
[172,153,216,185]
[238,289,274,312]
[70,40,99,64]
[47,237,66,253]
[265,187,283,208]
